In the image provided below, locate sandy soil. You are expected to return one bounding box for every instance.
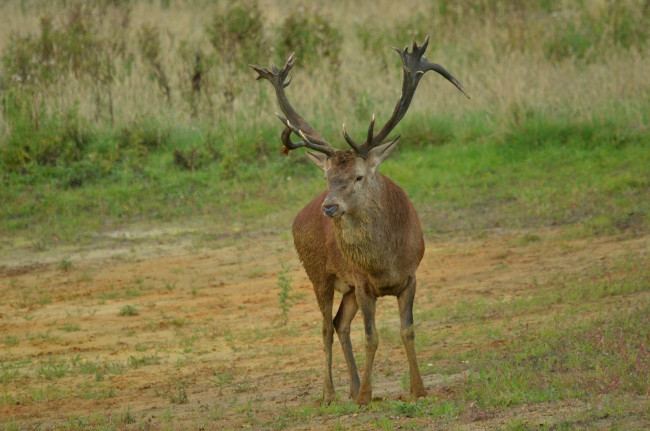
[1,227,648,430]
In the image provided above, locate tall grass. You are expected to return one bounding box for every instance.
[0,0,648,243]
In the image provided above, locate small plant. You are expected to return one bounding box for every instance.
[206,1,267,67]
[391,400,423,418]
[209,370,234,388]
[58,323,81,332]
[37,358,69,380]
[127,354,161,368]
[7,419,24,431]
[276,8,342,66]
[58,257,73,272]
[3,335,19,347]
[170,378,189,404]
[137,24,170,103]
[119,406,136,425]
[276,263,293,325]
[118,305,139,316]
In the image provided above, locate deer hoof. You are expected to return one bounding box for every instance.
[411,387,428,401]
[355,386,372,405]
[322,391,336,405]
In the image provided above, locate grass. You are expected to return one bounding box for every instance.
[2,256,647,429]
[1,111,647,250]
[266,295,649,429]
[462,305,650,409]
[118,305,139,316]
[0,0,647,249]
[276,263,293,325]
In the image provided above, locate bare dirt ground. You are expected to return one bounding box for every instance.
[1,227,648,430]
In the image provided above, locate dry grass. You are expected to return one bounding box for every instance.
[0,0,647,137]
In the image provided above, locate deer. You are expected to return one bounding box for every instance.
[250,36,469,406]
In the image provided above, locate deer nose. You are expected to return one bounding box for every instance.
[322,204,339,218]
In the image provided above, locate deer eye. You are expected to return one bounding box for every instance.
[355,176,364,182]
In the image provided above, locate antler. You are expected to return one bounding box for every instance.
[348,36,470,157]
[250,54,336,156]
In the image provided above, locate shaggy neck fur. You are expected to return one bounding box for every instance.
[331,176,398,278]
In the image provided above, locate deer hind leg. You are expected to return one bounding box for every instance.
[315,284,336,404]
[333,289,360,399]
[354,285,378,405]
[397,276,427,400]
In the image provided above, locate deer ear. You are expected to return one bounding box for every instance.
[366,137,400,170]
[306,151,328,171]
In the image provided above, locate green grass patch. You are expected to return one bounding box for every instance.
[1,111,647,248]
[388,112,649,236]
[462,303,650,409]
[118,305,139,317]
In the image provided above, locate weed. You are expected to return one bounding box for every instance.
[127,354,161,368]
[3,419,21,431]
[58,257,73,272]
[170,378,189,404]
[65,308,84,318]
[276,263,293,325]
[58,323,81,332]
[276,7,342,66]
[118,305,139,316]
[400,371,410,392]
[77,381,116,400]
[36,330,58,341]
[162,406,174,423]
[37,358,69,380]
[3,334,19,347]
[137,24,170,104]
[392,400,423,417]
[209,370,234,388]
[372,417,395,431]
[206,1,267,68]
[0,367,20,385]
[120,406,136,425]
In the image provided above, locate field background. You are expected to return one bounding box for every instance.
[1,0,649,430]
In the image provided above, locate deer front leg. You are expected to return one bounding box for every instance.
[333,290,360,399]
[397,276,427,400]
[355,285,378,405]
[316,288,336,404]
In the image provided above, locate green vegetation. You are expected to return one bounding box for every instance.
[0,0,647,249]
[276,263,294,324]
[463,306,650,409]
[118,305,139,316]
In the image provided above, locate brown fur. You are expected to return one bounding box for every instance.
[293,151,427,405]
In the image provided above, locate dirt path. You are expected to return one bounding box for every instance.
[1,228,647,429]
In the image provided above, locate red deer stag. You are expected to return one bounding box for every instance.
[251,36,469,405]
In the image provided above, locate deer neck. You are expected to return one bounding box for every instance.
[331,182,394,276]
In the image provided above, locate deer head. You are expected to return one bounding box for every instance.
[250,36,470,219]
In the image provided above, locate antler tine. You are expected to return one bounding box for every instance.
[280,126,305,154]
[354,35,469,157]
[342,123,361,153]
[250,54,336,156]
[423,62,471,99]
[276,113,336,156]
[366,115,376,147]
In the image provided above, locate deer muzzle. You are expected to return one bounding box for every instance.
[322,204,340,218]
